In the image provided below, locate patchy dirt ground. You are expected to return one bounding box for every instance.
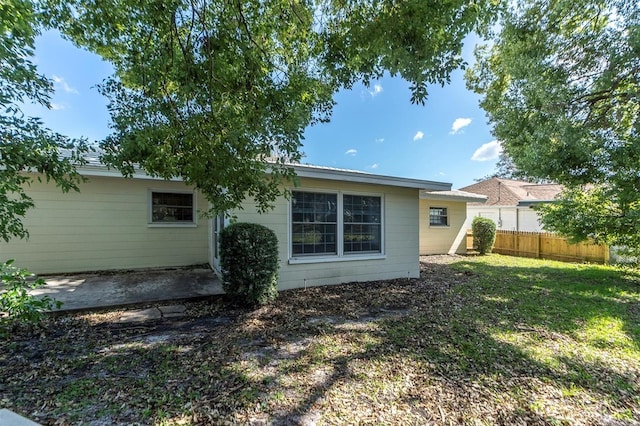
[1,255,638,425]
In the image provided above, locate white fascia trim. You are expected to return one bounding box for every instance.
[77,166,183,182]
[78,162,451,190]
[291,164,451,191]
[78,162,453,191]
[421,192,488,203]
[289,254,387,264]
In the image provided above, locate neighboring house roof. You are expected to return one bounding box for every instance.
[68,151,453,192]
[459,177,563,206]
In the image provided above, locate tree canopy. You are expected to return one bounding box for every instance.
[0,0,86,242]
[42,0,499,214]
[468,0,640,251]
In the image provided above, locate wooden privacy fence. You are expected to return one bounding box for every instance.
[466,230,609,264]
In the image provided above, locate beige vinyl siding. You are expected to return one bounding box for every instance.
[233,177,420,290]
[0,175,209,274]
[419,199,468,254]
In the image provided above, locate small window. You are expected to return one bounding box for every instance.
[429,207,448,226]
[150,191,195,224]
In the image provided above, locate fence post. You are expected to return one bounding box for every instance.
[537,233,541,259]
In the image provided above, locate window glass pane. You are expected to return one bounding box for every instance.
[291,224,337,255]
[343,194,382,253]
[344,224,381,253]
[291,191,337,255]
[429,207,448,226]
[151,192,194,223]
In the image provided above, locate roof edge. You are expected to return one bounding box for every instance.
[76,165,181,181]
[74,156,453,191]
[291,164,451,191]
[421,190,488,203]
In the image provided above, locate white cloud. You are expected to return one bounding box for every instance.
[471,140,502,161]
[368,84,383,97]
[370,163,379,169]
[450,117,472,134]
[50,103,65,111]
[413,131,424,141]
[345,148,357,156]
[375,138,384,143]
[51,74,79,94]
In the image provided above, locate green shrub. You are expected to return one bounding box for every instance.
[472,217,497,255]
[1,260,62,337]
[220,222,279,306]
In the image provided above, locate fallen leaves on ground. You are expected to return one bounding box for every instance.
[1,255,638,425]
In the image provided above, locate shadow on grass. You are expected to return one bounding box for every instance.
[1,256,639,424]
[451,258,640,346]
[262,258,640,423]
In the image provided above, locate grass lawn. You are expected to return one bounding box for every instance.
[1,254,639,425]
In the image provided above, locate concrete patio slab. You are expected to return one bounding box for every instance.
[29,267,224,311]
[118,307,163,323]
[158,304,188,317]
[0,409,40,426]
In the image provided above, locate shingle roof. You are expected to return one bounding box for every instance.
[459,178,563,206]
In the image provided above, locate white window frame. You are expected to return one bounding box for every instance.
[290,190,339,257]
[288,189,386,264]
[429,206,449,227]
[148,189,197,228]
[342,192,384,255]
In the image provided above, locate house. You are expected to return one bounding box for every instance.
[419,189,488,255]
[460,178,563,232]
[1,157,484,290]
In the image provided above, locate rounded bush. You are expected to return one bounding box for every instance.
[472,216,497,255]
[219,222,279,306]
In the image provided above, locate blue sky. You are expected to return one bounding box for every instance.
[24,31,501,189]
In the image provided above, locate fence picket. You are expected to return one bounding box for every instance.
[466,230,608,264]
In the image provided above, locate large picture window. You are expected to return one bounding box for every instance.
[150,191,195,224]
[291,191,383,258]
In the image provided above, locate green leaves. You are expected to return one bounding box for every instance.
[0,260,62,337]
[537,186,640,254]
[472,216,497,255]
[220,222,279,306]
[43,0,498,214]
[0,0,50,108]
[1,0,88,242]
[467,0,640,252]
